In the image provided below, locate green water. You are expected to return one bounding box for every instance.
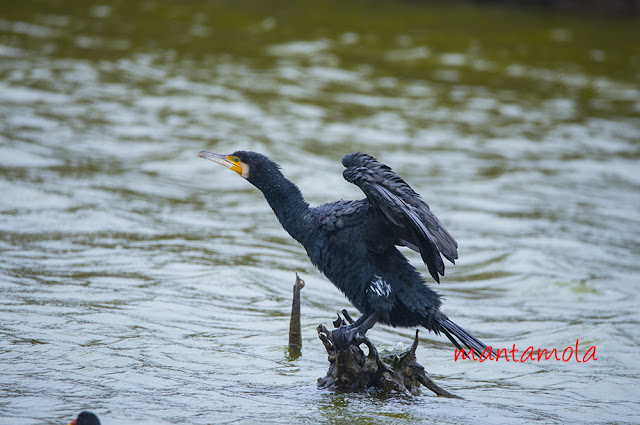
[1,1,639,424]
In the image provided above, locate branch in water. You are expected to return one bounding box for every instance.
[287,273,305,359]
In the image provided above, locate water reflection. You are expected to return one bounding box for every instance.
[1,0,639,424]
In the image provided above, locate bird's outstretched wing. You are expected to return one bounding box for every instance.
[342,152,458,282]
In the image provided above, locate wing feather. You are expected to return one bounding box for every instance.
[342,152,458,282]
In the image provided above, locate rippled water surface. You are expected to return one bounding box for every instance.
[1,1,639,424]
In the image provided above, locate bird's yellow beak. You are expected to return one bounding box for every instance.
[198,151,243,175]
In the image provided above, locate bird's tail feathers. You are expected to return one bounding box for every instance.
[436,316,495,359]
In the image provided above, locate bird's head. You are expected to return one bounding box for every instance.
[69,411,101,425]
[198,150,280,188]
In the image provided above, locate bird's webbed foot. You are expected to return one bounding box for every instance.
[330,311,379,352]
[331,325,367,351]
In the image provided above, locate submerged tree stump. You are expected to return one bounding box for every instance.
[317,310,461,398]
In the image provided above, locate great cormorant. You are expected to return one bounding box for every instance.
[199,150,492,356]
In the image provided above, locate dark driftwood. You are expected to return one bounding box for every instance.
[287,273,305,359]
[317,310,461,398]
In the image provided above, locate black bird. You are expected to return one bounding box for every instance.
[199,150,492,356]
[69,411,100,425]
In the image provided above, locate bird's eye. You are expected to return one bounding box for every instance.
[233,157,240,162]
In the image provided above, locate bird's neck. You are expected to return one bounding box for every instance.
[257,173,310,245]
